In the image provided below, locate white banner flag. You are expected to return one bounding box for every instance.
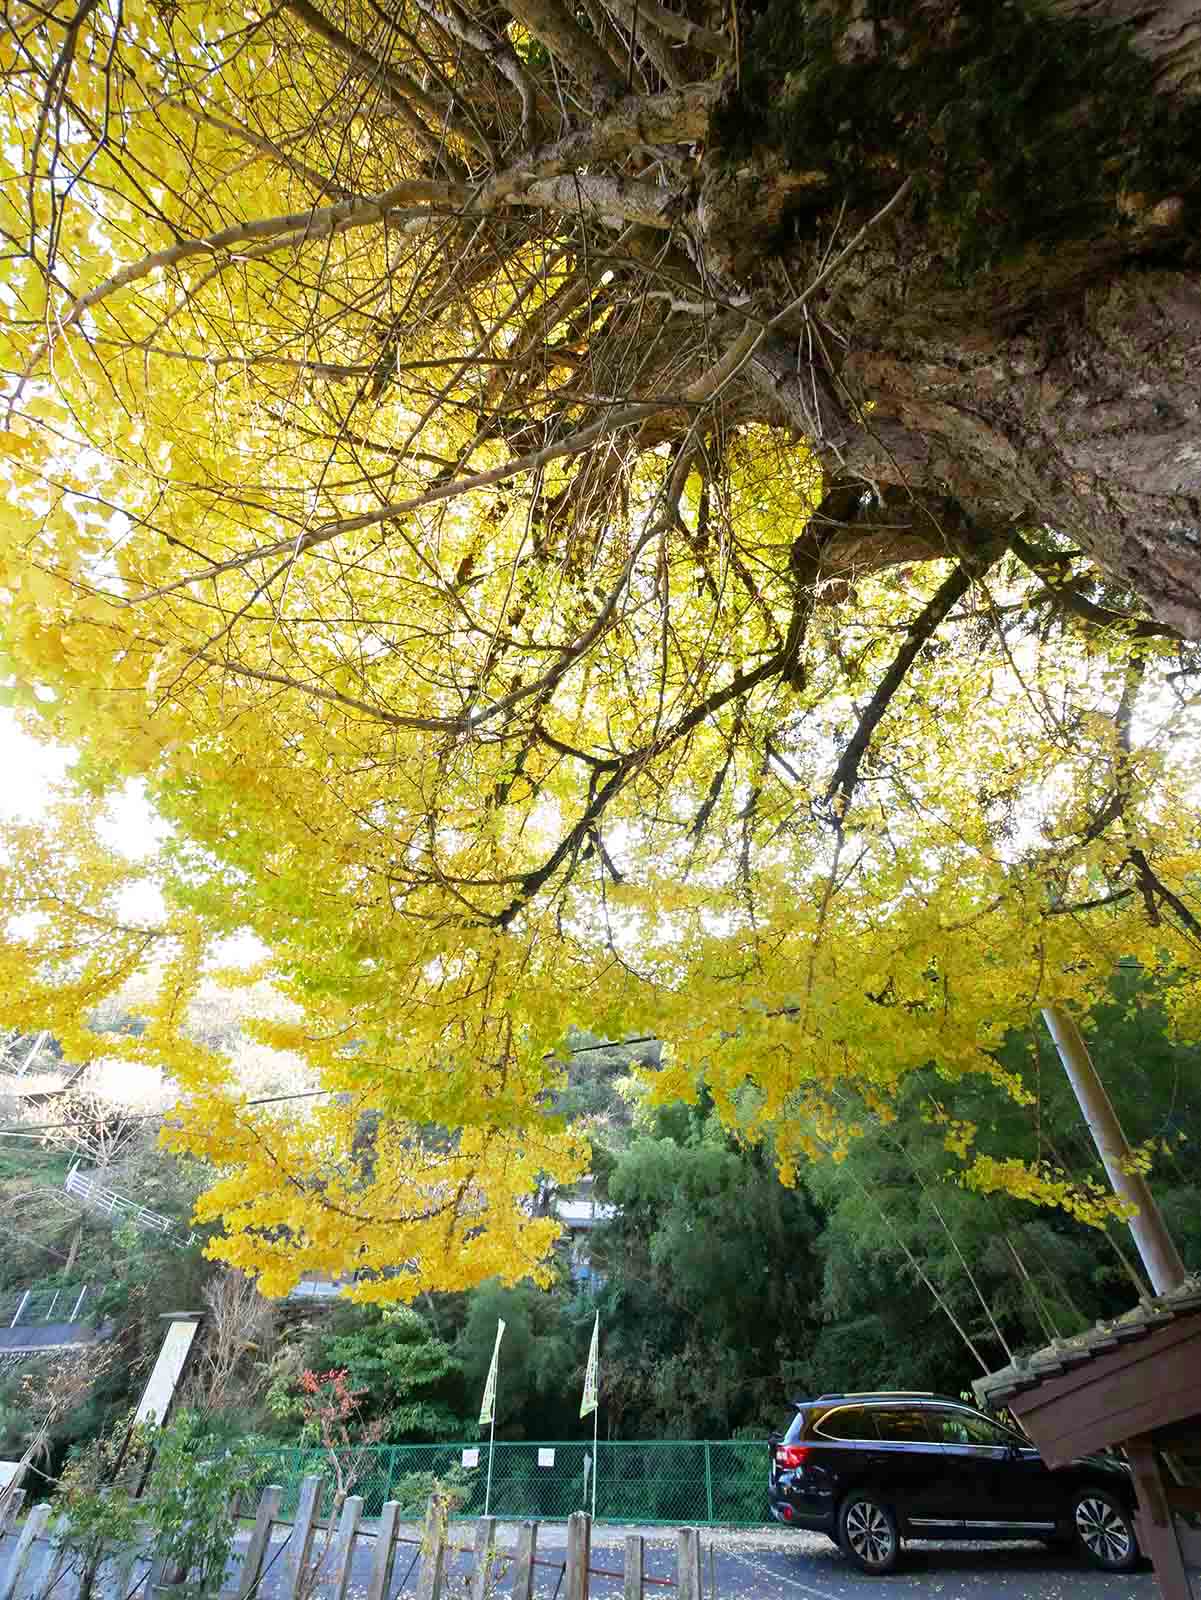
[579,1311,599,1419]
[479,1318,506,1426]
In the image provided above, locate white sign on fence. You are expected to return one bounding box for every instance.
[461,1447,480,1468]
[0,1461,22,1490]
[537,1448,555,1467]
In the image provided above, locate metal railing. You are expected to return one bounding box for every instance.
[0,1283,90,1328]
[244,1438,770,1526]
[64,1163,197,1245]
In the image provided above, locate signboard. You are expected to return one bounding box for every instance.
[134,1315,201,1427]
[461,1448,480,1468]
[537,1448,555,1468]
[0,1461,23,1490]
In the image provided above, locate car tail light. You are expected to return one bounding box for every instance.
[775,1445,811,1469]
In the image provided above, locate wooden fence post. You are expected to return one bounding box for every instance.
[415,1495,447,1600]
[0,1491,24,1535]
[565,1511,591,1600]
[20,1519,69,1600]
[675,1528,701,1600]
[0,1503,49,1600]
[623,1534,644,1600]
[469,1515,496,1600]
[510,1521,538,1600]
[238,1484,282,1600]
[330,1495,363,1600]
[366,1502,401,1600]
[283,1475,323,1600]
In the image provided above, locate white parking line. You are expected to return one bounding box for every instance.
[722,1547,842,1599]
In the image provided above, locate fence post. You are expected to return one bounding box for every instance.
[469,1515,496,1600]
[0,1490,25,1533]
[237,1485,282,1600]
[366,1501,401,1600]
[703,1445,714,1523]
[415,1495,447,1600]
[330,1495,363,1600]
[510,1521,538,1600]
[283,1474,323,1600]
[565,1511,591,1600]
[675,1528,701,1600]
[0,1502,49,1600]
[623,1534,644,1600]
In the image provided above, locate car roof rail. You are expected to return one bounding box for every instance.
[813,1390,940,1401]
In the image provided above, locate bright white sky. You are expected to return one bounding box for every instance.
[0,714,273,975]
[1,707,166,926]
[1,706,164,850]
[0,708,72,820]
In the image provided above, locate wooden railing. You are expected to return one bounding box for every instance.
[0,1480,709,1600]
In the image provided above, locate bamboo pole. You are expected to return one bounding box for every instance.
[1042,1005,1186,1296]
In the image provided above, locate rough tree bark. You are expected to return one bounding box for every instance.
[696,0,1201,634]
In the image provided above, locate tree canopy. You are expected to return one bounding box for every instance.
[1,0,1200,1298]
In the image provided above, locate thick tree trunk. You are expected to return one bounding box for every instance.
[703,0,1201,634]
[847,270,1201,635]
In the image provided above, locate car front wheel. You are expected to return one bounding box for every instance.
[839,1493,900,1575]
[1073,1489,1139,1572]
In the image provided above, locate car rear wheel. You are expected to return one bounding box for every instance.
[1073,1489,1139,1572]
[839,1493,900,1575]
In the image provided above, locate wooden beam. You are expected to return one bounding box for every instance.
[366,1502,401,1600]
[330,1495,363,1600]
[510,1520,538,1600]
[624,1534,644,1600]
[1126,1435,1191,1600]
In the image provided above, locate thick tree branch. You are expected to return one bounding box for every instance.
[501,0,626,98]
[603,0,732,58]
[826,553,999,809]
[1008,530,1181,640]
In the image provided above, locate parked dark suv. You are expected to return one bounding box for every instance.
[768,1391,1139,1575]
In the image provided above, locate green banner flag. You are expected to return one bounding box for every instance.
[479,1317,506,1426]
[580,1311,599,1419]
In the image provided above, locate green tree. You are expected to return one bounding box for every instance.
[596,1103,823,1436]
[314,1306,466,1441]
[457,1280,585,1440]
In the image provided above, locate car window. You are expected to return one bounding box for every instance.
[782,1411,807,1445]
[815,1406,878,1441]
[933,1409,1017,1447]
[873,1407,935,1444]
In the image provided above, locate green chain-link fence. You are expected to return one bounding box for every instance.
[244,1440,770,1526]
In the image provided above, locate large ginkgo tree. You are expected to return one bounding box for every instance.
[0,0,1199,1297]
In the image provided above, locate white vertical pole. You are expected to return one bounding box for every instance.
[1042,1005,1186,1295]
[483,1408,497,1517]
[591,1403,598,1523]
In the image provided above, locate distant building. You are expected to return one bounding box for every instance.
[553,1194,616,1291]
